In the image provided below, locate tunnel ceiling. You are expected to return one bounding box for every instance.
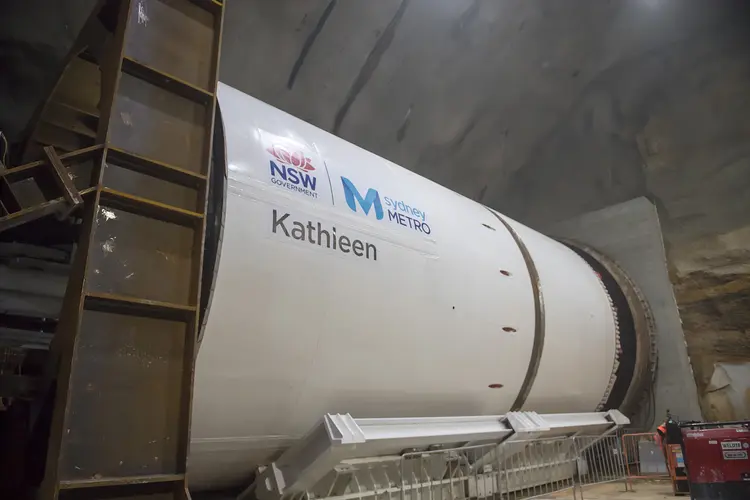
[221,0,749,224]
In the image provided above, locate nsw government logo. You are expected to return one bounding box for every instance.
[267,142,319,199]
[341,177,431,234]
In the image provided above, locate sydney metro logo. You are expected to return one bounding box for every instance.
[268,143,319,198]
[342,177,383,220]
[342,177,431,234]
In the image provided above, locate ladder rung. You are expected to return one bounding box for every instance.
[107,147,207,188]
[0,187,95,233]
[61,143,106,160]
[100,187,203,227]
[186,0,224,14]
[43,101,98,138]
[0,144,103,182]
[54,98,100,119]
[0,201,60,232]
[84,292,196,322]
[36,122,93,153]
[121,56,214,105]
[0,161,44,181]
[59,473,185,490]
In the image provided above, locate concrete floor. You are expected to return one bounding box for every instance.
[190,482,676,500]
[545,481,674,500]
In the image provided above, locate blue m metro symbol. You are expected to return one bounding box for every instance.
[341,177,384,220]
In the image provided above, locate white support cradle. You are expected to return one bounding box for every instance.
[241,410,629,500]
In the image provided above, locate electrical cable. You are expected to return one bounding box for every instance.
[0,131,8,166]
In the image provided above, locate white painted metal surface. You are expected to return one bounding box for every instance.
[187,83,617,490]
[498,216,619,413]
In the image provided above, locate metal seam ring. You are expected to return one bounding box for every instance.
[485,208,545,411]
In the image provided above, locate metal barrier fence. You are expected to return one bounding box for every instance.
[621,432,669,479]
[396,434,629,500]
[572,435,632,498]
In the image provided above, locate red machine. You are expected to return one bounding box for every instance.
[681,421,750,500]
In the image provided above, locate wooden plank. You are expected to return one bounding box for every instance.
[100,187,203,227]
[44,146,84,210]
[84,292,196,322]
[59,473,184,490]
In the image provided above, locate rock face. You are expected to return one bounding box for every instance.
[703,362,750,421]
[672,244,750,418]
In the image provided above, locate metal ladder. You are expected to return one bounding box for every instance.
[0,0,226,498]
[0,146,88,233]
